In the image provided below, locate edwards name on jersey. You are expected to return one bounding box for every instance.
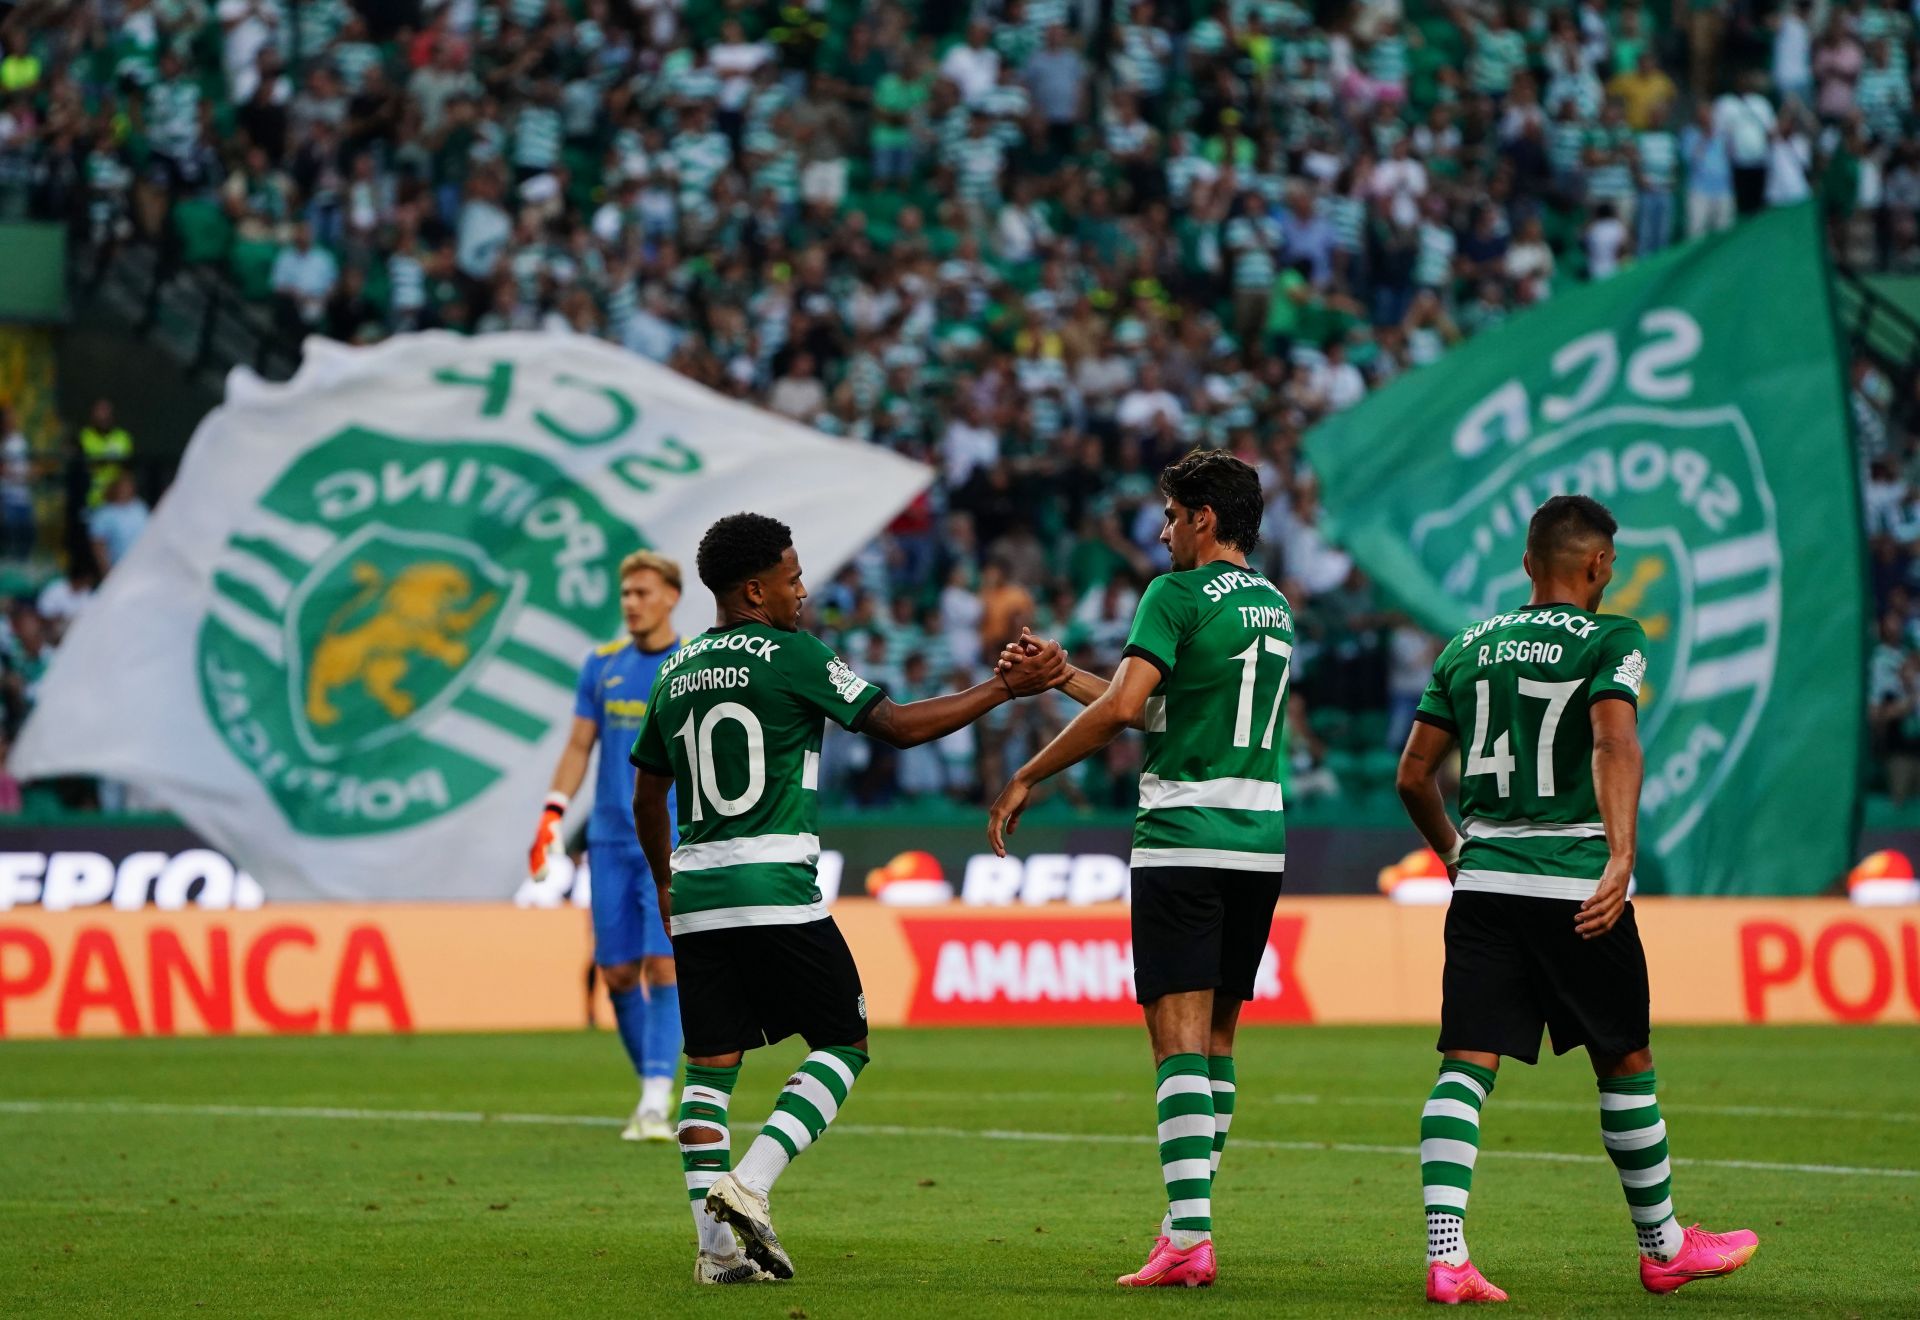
[1414,603,1648,900]
[629,622,882,936]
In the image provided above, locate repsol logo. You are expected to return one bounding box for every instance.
[0,851,265,911]
[960,854,1130,905]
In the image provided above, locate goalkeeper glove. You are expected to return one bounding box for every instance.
[528,791,569,882]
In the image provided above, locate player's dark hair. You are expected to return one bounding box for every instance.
[697,512,794,594]
[1159,448,1263,553]
[1526,494,1617,565]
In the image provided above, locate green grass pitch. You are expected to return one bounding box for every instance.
[2,1025,1915,1317]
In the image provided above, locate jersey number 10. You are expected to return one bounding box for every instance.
[1464,676,1582,798]
[673,703,768,820]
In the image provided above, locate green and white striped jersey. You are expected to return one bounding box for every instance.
[631,623,883,935]
[513,106,563,170]
[1415,222,1456,288]
[1636,129,1678,193]
[1124,562,1295,873]
[1414,604,1648,901]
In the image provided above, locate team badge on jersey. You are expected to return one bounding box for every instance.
[197,426,632,835]
[1612,649,1647,695]
[825,657,869,703]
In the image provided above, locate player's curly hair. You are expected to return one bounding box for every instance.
[697,512,794,594]
[1159,448,1263,553]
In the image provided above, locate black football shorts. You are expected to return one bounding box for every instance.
[672,917,869,1057]
[1130,865,1286,1006]
[1438,889,1651,1064]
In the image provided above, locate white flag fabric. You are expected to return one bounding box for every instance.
[15,332,932,898]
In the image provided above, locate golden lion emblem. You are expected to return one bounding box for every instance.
[305,560,499,727]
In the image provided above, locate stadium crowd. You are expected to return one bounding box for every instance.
[2,0,1919,807]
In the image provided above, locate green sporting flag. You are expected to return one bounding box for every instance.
[1307,204,1863,895]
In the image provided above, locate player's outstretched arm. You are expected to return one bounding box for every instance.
[987,656,1159,855]
[1577,698,1642,940]
[996,628,1139,723]
[1395,720,1462,876]
[862,640,1068,749]
[632,768,675,936]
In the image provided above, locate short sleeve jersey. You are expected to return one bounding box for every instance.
[1123,562,1295,872]
[629,622,883,935]
[573,636,680,844]
[1414,603,1648,900]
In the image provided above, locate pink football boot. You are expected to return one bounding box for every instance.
[1117,1236,1217,1288]
[1426,1259,1509,1304]
[1639,1224,1759,1294]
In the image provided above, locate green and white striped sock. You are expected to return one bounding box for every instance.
[678,1062,738,1255]
[1599,1070,1684,1261]
[1209,1055,1236,1180]
[733,1046,869,1196]
[1161,1054,1236,1237]
[1421,1060,1495,1266]
[1156,1053,1214,1247]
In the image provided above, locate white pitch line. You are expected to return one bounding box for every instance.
[0,1100,620,1127]
[0,1100,1911,1181]
[877,1089,1920,1126]
[832,1124,1916,1180]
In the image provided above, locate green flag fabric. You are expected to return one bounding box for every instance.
[1306,205,1863,895]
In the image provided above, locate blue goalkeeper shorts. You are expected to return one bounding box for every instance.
[587,838,674,967]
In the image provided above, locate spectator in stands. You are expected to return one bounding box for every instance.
[36,561,95,637]
[769,350,827,421]
[1,600,50,737]
[1636,102,1680,255]
[324,263,380,343]
[1883,652,1920,803]
[1610,50,1676,132]
[0,32,40,96]
[1682,101,1736,237]
[1766,104,1815,209]
[1814,17,1864,124]
[0,405,32,560]
[1026,24,1086,157]
[1684,0,1729,102]
[1585,202,1631,279]
[1772,0,1815,108]
[1716,71,1778,215]
[89,472,150,577]
[270,219,339,334]
[76,400,129,512]
[940,19,999,106]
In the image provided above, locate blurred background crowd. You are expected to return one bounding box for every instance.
[1,0,1918,809]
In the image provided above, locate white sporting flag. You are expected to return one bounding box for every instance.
[15,332,933,898]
